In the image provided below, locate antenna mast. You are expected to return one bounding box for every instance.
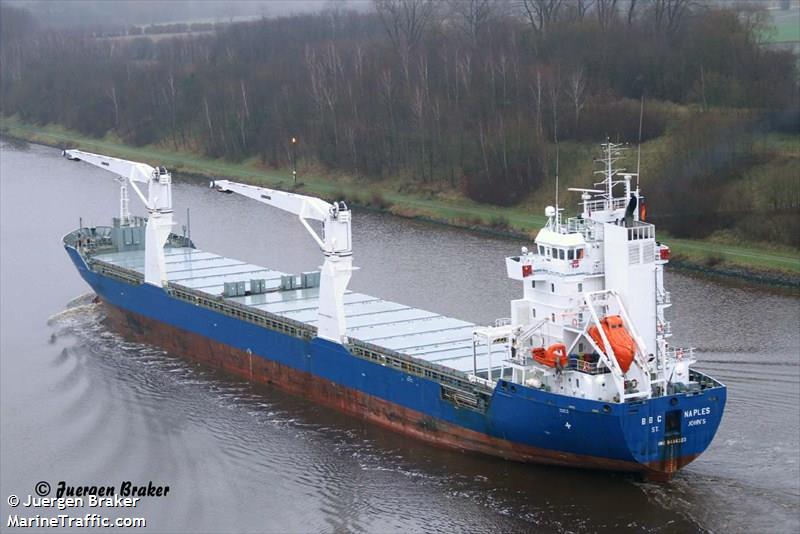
[555,142,560,228]
[553,101,560,229]
[636,95,644,189]
[606,139,613,199]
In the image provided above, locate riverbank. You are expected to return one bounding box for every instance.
[2,118,798,289]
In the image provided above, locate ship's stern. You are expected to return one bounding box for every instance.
[624,373,727,481]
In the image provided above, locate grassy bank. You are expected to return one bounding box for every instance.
[2,117,798,284]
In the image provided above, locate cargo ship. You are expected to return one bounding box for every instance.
[61,143,725,481]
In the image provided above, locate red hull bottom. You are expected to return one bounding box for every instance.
[103,302,693,481]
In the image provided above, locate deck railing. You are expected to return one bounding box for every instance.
[80,252,495,408]
[583,197,627,213]
[567,357,611,375]
[627,223,654,241]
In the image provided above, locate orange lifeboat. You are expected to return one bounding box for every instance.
[587,315,635,373]
[532,343,568,369]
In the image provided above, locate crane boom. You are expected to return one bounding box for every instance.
[65,149,155,183]
[64,149,172,212]
[211,179,354,344]
[64,149,174,287]
[211,180,351,257]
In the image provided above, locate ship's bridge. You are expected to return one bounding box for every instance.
[506,226,602,279]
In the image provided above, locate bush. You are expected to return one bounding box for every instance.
[488,215,510,230]
[570,98,668,143]
[463,140,545,206]
[368,191,391,210]
[703,253,724,267]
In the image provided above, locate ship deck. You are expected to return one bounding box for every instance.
[93,246,505,376]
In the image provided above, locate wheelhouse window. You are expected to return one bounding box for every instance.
[568,249,575,260]
[577,248,585,259]
[558,249,565,260]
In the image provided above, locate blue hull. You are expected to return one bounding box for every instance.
[65,245,726,479]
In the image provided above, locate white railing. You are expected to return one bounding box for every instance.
[563,217,590,236]
[657,319,672,337]
[495,318,511,327]
[584,197,627,213]
[627,223,654,241]
[664,346,695,361]
[657,291,671,305]
[569,357,606,375]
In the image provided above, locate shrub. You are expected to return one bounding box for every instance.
[368,191,391,210]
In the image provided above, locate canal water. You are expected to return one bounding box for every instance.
[2,142,798,533]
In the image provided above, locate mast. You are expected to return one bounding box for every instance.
[636,95,644,190]
[555,141,560,229]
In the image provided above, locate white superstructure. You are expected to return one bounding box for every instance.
[474,142,694,403]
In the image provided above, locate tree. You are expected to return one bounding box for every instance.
[446,0,500,47]
[519,0,563,36]
[652,0,693,36]
[567,66,587,131]
[374,0,437,83]
[596,0,618,31]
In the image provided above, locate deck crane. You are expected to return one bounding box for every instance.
[63,149,173,287]
[210,180,354,344]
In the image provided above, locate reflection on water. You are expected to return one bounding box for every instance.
[2,143,798,533]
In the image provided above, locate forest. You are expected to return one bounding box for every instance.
[1,0,798,247]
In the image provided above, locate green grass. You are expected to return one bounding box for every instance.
[664,236,800,273]
[767,9,800,43]
[2,117,798,276]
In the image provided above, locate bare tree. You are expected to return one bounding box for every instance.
[374,0,437,83]
[627,0,638,25]
[446,0,500,47]
[203,96,214,142]
[564,0,594,21]
[596,0,618,31]
[530,66,544,138]
[575,0,595,20]
[519,0,563,36]
[378,69,398,170]
[653,0,693,35]
[106,84,120,128]
[566,66,586,131]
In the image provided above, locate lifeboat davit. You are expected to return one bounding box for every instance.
[588,315,636,373]
[532,343,568,369]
